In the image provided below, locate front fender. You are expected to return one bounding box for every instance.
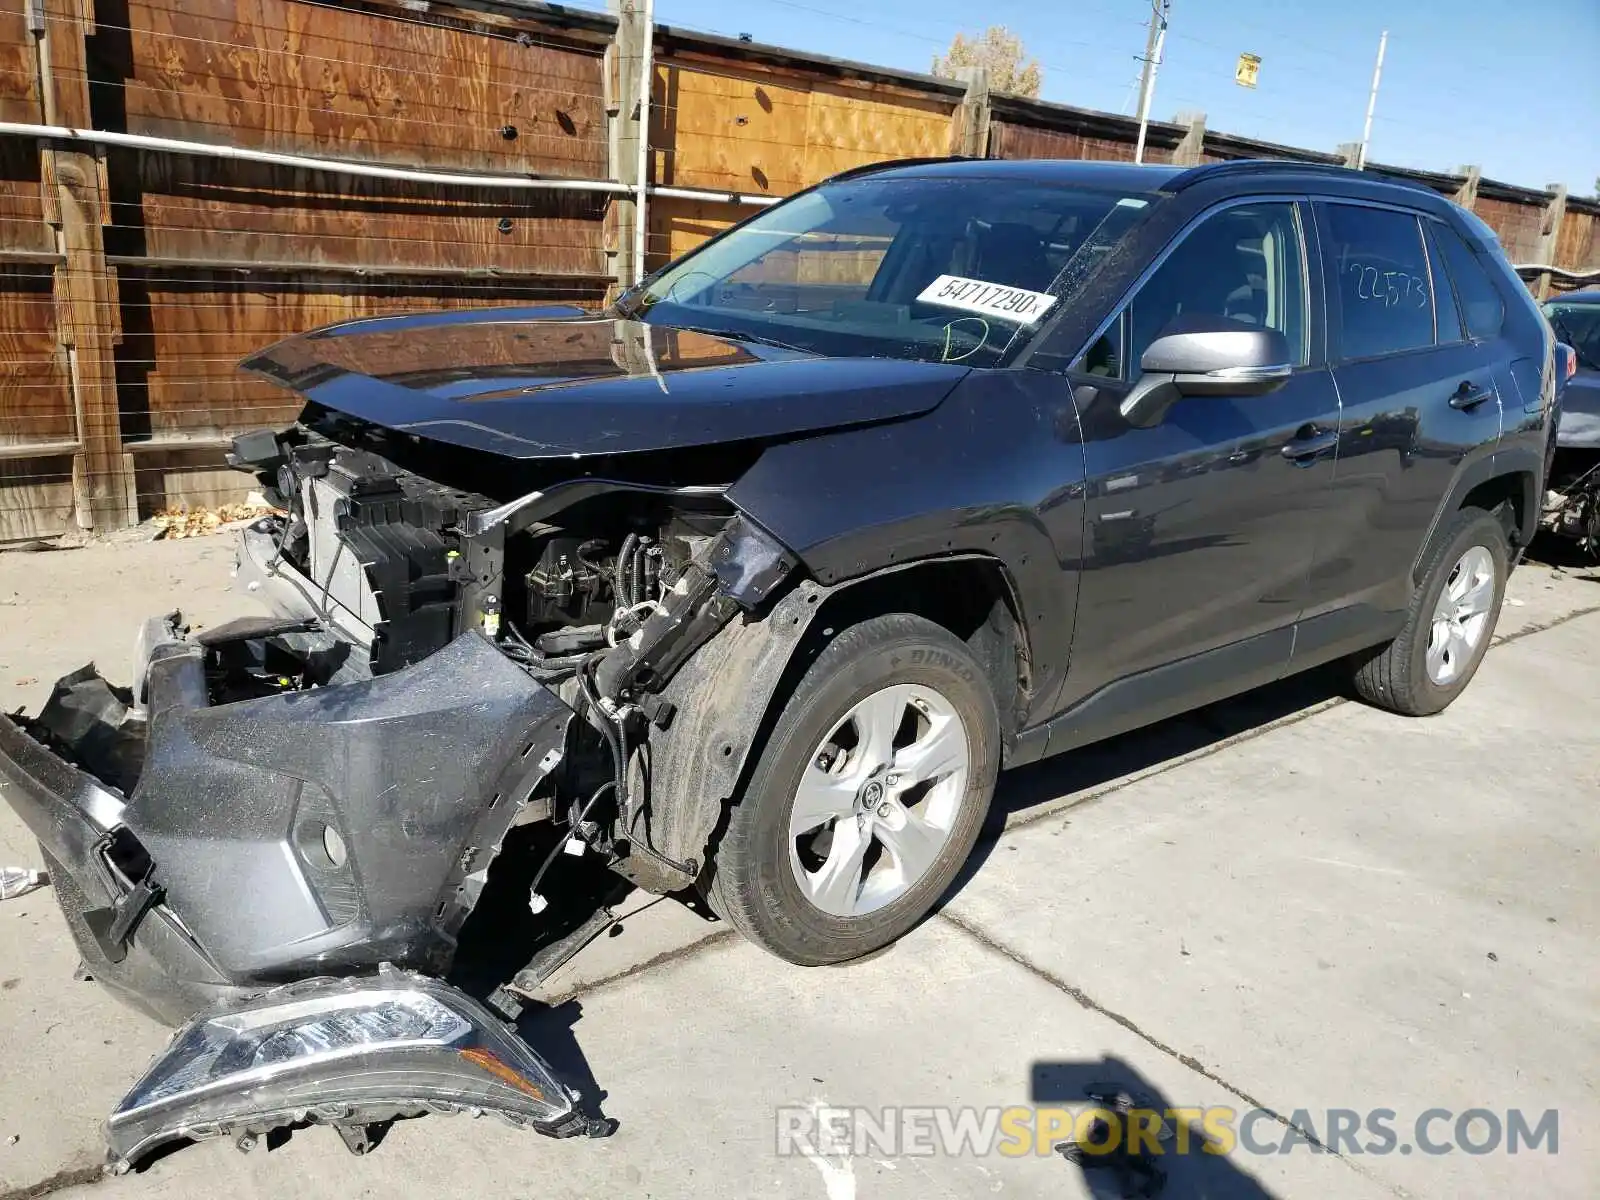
[724,370,1086,724]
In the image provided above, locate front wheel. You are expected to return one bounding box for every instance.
[707,613,1000,965]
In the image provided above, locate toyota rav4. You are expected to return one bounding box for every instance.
[0,157,1558,1168]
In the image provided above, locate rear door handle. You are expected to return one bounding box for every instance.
[1280,431,1339,463]
[1449,381,1494,411]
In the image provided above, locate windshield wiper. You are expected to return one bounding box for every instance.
[671,324,812,355]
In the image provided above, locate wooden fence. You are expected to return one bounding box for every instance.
[1,0,1596,540]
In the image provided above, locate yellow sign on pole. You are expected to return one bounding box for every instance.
[1236,53,1262,89]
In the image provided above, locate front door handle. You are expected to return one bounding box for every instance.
[1449,381,1494,411]
[1280,430,1339,463]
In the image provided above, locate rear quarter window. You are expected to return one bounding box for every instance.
[1432,221,1507,340]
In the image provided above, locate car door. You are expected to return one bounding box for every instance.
[1049,198,1342,736]
[1298,201,1505,655]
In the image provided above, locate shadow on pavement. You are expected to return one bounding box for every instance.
[997,664,1346,823]
[942,664,1346,906]
[1032,1055,1280,1199]
[1526,532,1600,578]
[516,998,612,1127]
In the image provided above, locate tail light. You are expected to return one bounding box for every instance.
[1557,343,1578,381]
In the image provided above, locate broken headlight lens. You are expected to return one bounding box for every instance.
[107,967,592,1172]
[131,991,472,1106]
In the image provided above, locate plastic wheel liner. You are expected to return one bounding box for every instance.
[0,617,599,1169]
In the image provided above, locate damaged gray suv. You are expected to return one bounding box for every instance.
[0,157,1557,1169]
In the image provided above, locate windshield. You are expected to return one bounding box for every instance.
[1543,301,1600,371]
[622,175,1158,368]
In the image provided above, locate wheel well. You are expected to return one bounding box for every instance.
[806,557,1031,737]
[1460,472,1531,544]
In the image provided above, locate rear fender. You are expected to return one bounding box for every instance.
[1411,443,1544,587]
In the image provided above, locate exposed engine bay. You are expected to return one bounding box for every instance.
[215,412,806,900]
[227,421,743,686]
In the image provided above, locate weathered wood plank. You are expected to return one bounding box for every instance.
[42,0,92,128]
[652,62,810,195]
[1554,207,1595,273]
[113,151,607,275]
[0,5,42,124]
[0,264,74,447]
[0,140,53,256]
[990,121,1146,163]
[1474,195,1546,264]
[0,456,76,542]
[645,193,738,273]
[799,82,951,182]
[122,0,607,175]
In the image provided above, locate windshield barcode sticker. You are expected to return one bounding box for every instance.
[916,275,1058,325]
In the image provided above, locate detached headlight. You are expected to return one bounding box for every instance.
[106,966,603,1172]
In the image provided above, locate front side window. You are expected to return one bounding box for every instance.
[624,176,1158,368]
[1130,202,1308,368]
[1073,201,1308,378]
[1320,203,1435,360]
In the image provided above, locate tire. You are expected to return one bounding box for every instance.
[1350,507,1509,716]
[708,613,1000,965]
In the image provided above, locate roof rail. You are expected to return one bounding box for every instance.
[1169,158,1444,198]
[818,156,976,185]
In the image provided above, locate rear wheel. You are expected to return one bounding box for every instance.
[708,613,1000,965]
[1350,508,1508,716]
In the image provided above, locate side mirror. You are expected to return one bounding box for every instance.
[1119,316,1294,428]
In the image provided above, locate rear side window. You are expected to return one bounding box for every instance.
[1320,204,1435,360]
[1431,222,1506,340]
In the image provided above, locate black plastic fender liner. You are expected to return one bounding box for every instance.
[627,579,833,894]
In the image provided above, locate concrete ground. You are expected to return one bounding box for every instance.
[0,537,1596,1200]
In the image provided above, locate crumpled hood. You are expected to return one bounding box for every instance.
[241,306,970,460]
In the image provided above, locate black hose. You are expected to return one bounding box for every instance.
[616,533,639,608]
[629,539,647,610]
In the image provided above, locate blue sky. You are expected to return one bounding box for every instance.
[623,0,1599,194]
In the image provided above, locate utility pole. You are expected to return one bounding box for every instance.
[1356,29,1387,170]
[1133,0,1171,165]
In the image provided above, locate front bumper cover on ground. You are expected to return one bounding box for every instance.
[0,618,596,1168]
[0,623,572,1025]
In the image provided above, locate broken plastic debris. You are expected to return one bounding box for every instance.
[0,867,47,901]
